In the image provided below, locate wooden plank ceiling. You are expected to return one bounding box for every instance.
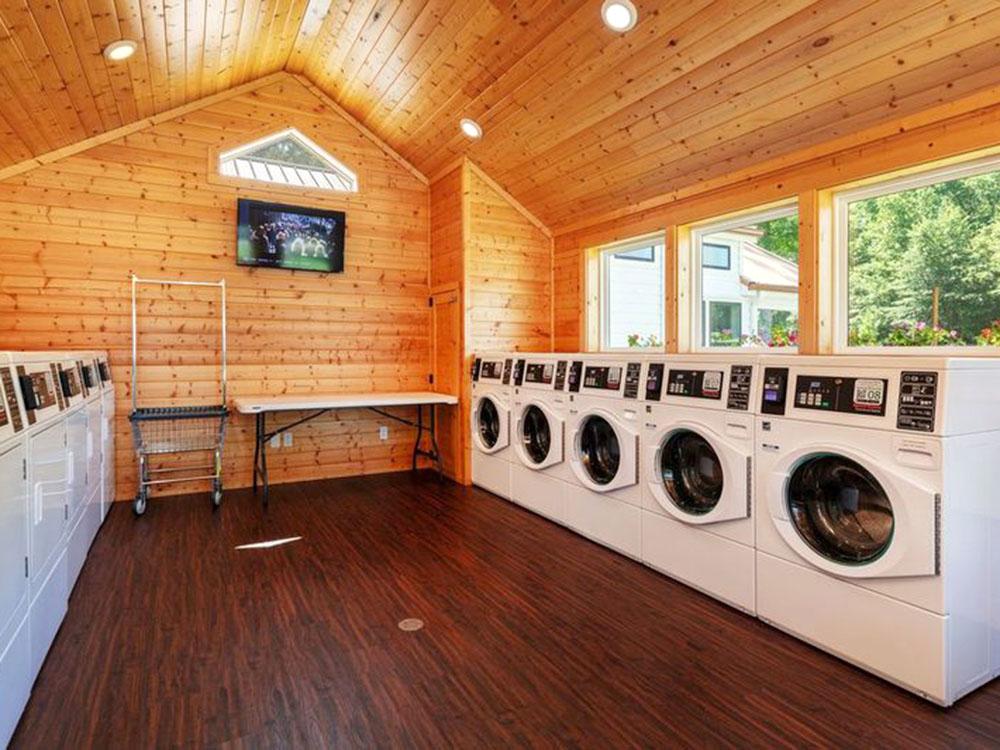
[1,0,999,229]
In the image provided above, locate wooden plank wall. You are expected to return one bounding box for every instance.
[430,160,553,483]
[553,98,1000,352]
[0,73,432,500]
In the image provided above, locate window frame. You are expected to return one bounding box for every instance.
[689,203,799,353]
[596,234,667,353]
[832,152,1000,354]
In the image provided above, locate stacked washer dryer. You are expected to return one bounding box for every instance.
[94,351,116,519]
[640,354,760,613]
[12,352,70,686]
[54,355,89,594]
[470,353,514,498]
[755,355,1000,705]
[508,354,574,523]
[0,352,31,748]
[564,355,646,558]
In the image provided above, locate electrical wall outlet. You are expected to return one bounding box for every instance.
[283,432,293,447]
[270,435,280,449]
[379,425,389,440]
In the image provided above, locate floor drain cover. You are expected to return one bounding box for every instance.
[398,618,424,632]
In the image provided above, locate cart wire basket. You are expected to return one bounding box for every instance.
[129,275,229,516]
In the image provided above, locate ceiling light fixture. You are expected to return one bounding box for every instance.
[601,0,638,32]
[460,118,483,140]
[103,39,137,62]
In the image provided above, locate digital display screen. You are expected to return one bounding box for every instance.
[853,379,885,406]
[479,360,503,380]
[237,199,345,273]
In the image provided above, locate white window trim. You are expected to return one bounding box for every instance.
[218,128,359,193]
[597,234,666,353]
[833,152,1000,355]
[689,203,799,353]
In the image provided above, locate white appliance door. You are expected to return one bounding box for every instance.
[514,400,564,470]
[66,408,88,522]
[570,408,638,493]
[647,421,749,524]
[766,444,937,579]
[29,420,68,578]
[0,442,28,637]
[86,400,101,500]
[471,394,509,454]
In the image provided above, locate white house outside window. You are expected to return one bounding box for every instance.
[600,238,665,349]
[693,207,800,349]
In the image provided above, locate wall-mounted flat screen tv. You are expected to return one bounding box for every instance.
[236,198,345,273]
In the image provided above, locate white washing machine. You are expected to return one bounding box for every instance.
[755,355,1000,705]
[565,355,646,558]
[94,351,115,518]
[640,354,760,613]
[470,353,514,499]
[0,352,32,748]
[509,355,574,523]
[12,352,70,682]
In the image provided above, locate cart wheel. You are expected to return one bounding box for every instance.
[212,483,223,509]
[133,493,147,516]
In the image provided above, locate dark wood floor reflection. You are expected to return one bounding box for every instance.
[11,472,1000,747]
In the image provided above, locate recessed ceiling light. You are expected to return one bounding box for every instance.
[460,118,483,140]
[103,40,137,62]
[601,0,637,32]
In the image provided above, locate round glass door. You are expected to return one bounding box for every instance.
[659,430,723,515]
[787,455,894,564]
[521,405,551,464]
[579,415,620,485]
[477,398,500,449]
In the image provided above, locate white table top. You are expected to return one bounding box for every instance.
[233,391,459,414]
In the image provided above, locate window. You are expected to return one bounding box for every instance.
[692,206,799,349]
[706,301,742,346]
[219,128,358,192]
[702,243,731,269]
[599,237,665,349]
[837,156,1000,349]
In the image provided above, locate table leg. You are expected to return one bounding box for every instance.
[411,404,423,471]
[430,404,443,480]
[253,412,261,493]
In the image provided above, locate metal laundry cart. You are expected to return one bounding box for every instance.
[129,274,229,516]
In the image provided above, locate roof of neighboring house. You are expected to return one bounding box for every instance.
[740,242,798,293]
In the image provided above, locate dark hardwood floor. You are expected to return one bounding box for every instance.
[11,472,1000,748]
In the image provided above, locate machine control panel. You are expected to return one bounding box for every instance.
[760,368,790,415]
[666,369,723,400]
[567,361,584,393]
[897,371,938,432]
[81,361,96,389]
[48,364,66,410]
[623,362,642,399]
[58,363,82,399]
[513,359,526,386]
[18,367,59,423]
[583,365,623,392]
[471,358,482,381]
[793,375,888,416]
[644,362,665,401]
[553,361,568,391]
[502,358,513,385]
[727,365,754,411]
[0,368,22,432]
[477,359,504,381]
[525,362,554,385]
[98,360,111,383]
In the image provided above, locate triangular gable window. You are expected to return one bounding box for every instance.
[219,128,358,192]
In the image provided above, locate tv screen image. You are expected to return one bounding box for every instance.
[236,199,345,273]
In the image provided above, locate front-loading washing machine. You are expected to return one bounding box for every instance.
[755,355,1000,705]
[0,352,32,748]
[509,354,574,523]
[470,352,514,499]
[640,354,760,613]
[565,355,646,558]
